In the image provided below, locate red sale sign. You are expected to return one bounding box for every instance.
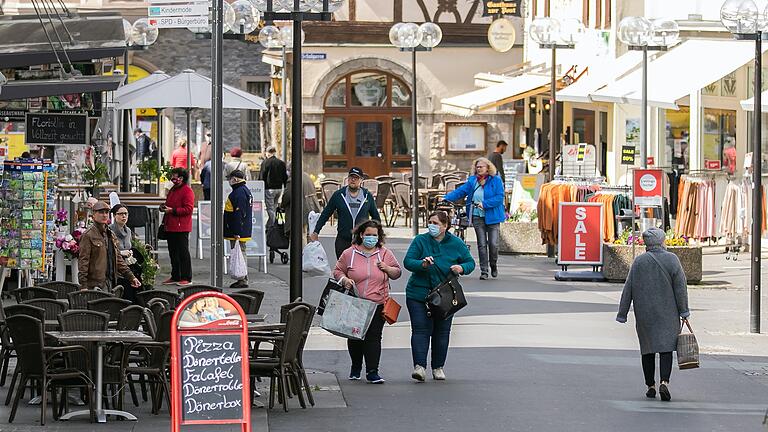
[557,202,604,265]
[633,168,663,207]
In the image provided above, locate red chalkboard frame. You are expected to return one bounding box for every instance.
[170,291,251,432]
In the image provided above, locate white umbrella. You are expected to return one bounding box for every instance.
[114,69,267,168]
[114,70,171,99]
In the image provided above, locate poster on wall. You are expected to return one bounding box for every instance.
[446,123,486,152]
[625,119,640,147]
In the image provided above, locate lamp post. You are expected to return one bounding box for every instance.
[120,18,158,193]
[259,25,306,160]
[529,17,583,182]
[617,17,679,169]
[389,22,442,238]
[721,0,767,334]
[257,0,345,300]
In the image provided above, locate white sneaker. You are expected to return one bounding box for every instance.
[411,365,426,382]
[432,367,446,380]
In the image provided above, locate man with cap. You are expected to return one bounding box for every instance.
[78,201,141,291]
[310,167,381,259]
[224,170,253,288]
[259,145,288,227]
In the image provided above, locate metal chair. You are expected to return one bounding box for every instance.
[37,281,80,300]
[375,175,395,182]
[123,311,172,414]
[374,181,396,226]
[87,298,133,322]
[12,286,57,303]
[117,305,145,331]
[391,181,427,227]
[362,179,379,196]
[135,290,179,308]
[67,290,114,309]
[0,305,46,391]
[229,293,259,314]
[404,174,428,189]
[234,289,265,314]
[430,173,444,189]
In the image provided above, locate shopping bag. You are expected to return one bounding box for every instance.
[321,289,377,340]
[317,278,345,316]
[308,211,320,235]
[676,319,700,370]
[229,244,248,280]
[302,240,331,277]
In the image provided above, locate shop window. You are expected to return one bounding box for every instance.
[392,80,411,107]
[664,107,690,170]
[326,81,347,107]
[351,72,388,107]
[703,109,736,172]
[324,117,346,155]
[746,112,768,172]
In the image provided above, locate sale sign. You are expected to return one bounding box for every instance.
[557,202,604,265]
[633,168,664,207]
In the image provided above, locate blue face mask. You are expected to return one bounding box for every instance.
[428,224,442,237]
[362,235,378,248]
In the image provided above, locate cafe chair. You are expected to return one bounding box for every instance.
[23,299,69,330]
[123,311,172,414]
[87,298,132,322]
[1,305,46,395]
[177,285,222,299]
[38,281,80,300]
[67,290,114,309]
[234,289,265,314]
[117,306,145,332]
[12,286,57,303]
[135,290,179,309]
[229,293,260,315]
[6,314,96,425]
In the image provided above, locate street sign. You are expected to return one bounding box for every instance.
[633,169,663,207]
[148,4,208,17]
[149,16,208,28]
[301,53,327,60]
[557,202,603,266]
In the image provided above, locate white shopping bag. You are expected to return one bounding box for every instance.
[229,244,248,280]
[320,289,377,340]
[308,211,320,235]
[302,240,331,277]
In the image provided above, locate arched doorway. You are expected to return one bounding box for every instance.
[322,70,412,177]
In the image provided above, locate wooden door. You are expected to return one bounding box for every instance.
[349,116,390,177]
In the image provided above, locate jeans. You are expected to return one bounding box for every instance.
[406,298,453,369]
[348,304,385,374]
[642,352,673,386]
[473,216,500,274]
[166,232,192,281]
[265,189,282,227]
[228,240,248,281]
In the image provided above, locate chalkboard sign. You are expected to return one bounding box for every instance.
[179,333,245,422]
[25,113,88,145]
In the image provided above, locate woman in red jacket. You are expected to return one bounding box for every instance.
[160,167,195,286]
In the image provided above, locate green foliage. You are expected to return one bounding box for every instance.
[131,238,159,286]
[507,209,538,223]
[82,162,109,189]
[138,159,161,182]
[161,163,174,182]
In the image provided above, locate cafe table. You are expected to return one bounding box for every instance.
[46,330,152,422]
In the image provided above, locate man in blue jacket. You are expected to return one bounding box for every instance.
[310,167,381,258]
[223,170,253,288]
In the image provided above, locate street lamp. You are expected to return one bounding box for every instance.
[389,21,442,238]
[245,0,344,300]
[259,25,306,160]
[721,0,768,333]
[120,18,158,193]
[617,16,679,169]
[529,17,584,182]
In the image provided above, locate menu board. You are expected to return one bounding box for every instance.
[0,159,56,272]
[25,113,88,146]
[179,333,245,422]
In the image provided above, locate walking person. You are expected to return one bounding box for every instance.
[404,211,475,382]
[487,140,508,185]
[110,204,143,303]
[78,202,141,291]
[259,145,287,227]
[224,147,251,180]
[200,159,212,200]
[224,170,253,288]
[310,167,380,259]
[134,128,152,162]
[160,168,195,286]
[171,137,195,170]
[444,157,505,280]
[333,220,402,383]
[617,228,690,402]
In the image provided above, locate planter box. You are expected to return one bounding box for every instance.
[499,222,547,255]
[602,243,702,283]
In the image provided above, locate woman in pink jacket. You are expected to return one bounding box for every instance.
[334,220,402,384]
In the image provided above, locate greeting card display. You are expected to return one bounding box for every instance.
[0,159,57,272]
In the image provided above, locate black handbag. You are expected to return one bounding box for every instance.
[426,266,467,320]
[317,278,348,316]
[157,223,168,240]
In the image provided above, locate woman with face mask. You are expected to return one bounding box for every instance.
[159,167,195,286]
[403,211,475,382]
[333,220,402,384]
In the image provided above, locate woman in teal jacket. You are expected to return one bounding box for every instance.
[445,157,505,280]
[404,211,475,382]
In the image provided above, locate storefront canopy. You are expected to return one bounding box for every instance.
[739,90,768,112]
[440,74,550,117]
[0,75,125,101]
[590,39,761,109]
[557,51,642,103]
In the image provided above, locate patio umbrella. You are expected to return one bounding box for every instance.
[115,69,267,169]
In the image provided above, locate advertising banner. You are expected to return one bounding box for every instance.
[633,169,663,207]
[557,202,603,265]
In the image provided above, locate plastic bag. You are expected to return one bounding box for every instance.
[308,211,320,235]
[302,240,331,277]
[229,244,248,280]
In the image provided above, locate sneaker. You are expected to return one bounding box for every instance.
[411,365,426,382]
[348,367,361,381]
[366,372,385,384]
[480,273,488,280]
[432,367,446,380]
[161,278,177,285]
[491,265,498,278]
[646,386,656,398]
[229,280,248,289]
[176,280,192,287]
[659,383,671,401]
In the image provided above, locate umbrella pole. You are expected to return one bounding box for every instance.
[157,108,163,192]
[186,108,192,181]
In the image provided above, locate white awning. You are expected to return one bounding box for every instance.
[557,51,642,103]
[590,39,760,109]
[740,90,768,111]
[440,74,550,117]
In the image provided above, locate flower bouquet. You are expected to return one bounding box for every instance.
[55,226,87,260]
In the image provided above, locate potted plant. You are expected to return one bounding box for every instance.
[81,162,109,197]
[131,238,160,288]
[602,230,702,283]
[137,159,161,194]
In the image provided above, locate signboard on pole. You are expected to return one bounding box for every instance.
[633,169,663,207]
[148,4,207,16]
[705,159,722,170]
[149,16,208,28]
[557,202,604,265]
[170,292,250,432]
[621,146,636,165]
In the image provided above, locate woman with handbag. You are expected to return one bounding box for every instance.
[160,167,195,286]
[617,227,691,401]
[403,211,475,382]
[333,220,402,384]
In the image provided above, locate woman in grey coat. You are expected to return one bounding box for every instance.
[617,228,690,402]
